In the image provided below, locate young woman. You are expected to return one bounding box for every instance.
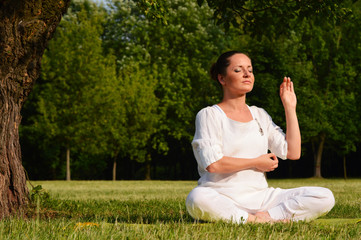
[186,51,335,223]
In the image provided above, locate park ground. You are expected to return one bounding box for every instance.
[1,179,360,239]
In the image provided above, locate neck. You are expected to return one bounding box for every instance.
[220,94,247,111]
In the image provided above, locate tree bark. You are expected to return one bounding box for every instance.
[66,148,71,181]
[314,133,326,178]
[0,0,70,218]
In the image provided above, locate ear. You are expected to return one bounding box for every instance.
[218,74,225,86]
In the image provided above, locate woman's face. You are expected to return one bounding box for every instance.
[218,53,254,96]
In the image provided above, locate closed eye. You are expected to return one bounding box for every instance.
[234,67,253,73]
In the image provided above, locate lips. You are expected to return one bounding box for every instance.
[242,80,252,84]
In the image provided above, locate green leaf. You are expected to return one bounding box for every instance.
[197,0,204,6]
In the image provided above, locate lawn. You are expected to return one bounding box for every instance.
[0,179,360,239]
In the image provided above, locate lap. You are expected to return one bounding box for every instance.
[187,185,334,212]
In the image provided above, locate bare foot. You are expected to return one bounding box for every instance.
[246,212,289,223]
[246,212,273,223]
[255,212,272,220]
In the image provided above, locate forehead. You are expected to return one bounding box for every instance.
[228,54,252,66]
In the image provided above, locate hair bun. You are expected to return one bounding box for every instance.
[210,62,218,82]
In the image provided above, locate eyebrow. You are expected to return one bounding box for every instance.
[233,65,252,68]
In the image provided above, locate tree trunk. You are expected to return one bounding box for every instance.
[343,156,347,180]
[0,0,70,218]
[66,148,71,181]
[144,154,151,180]
[314,133,326,178]
[112,156,117,181]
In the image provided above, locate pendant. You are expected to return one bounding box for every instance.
[255,118,264,136]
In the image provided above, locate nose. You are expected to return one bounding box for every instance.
[242,68,249,77]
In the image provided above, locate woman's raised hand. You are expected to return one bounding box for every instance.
[280,76,301,160]
[255,153,278,172]
[280,77,297,110]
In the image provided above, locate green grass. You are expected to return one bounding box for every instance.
[1,179,360,239]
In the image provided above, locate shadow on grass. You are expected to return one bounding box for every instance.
[325,204,361,219]
[27,195,361,225]
[28,198,195,224]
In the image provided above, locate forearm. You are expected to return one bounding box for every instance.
[206,153,278,173]
[280,77,301,159]
[206,156,256,173]
[285,108,301,160]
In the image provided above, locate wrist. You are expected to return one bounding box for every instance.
[284,106,297,115]
[253,156,261,169]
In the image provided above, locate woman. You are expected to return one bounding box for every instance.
[186,51,335,223]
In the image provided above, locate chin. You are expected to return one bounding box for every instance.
[244,86,254,93]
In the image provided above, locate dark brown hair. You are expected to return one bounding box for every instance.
[210,51,248,83]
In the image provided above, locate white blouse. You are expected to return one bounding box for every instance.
[191,105,288,209]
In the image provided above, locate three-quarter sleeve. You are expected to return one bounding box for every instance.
[253,107,288,160]
[267,120,288,160]
[191,107,224,171]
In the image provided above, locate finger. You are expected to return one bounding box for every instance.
[281,77,286,88]
[287,77,291,91]
[290,80,294,93]
[273,163,278,170]
[282,77,288,92]
[280,85,284,97]
[269,153,277,161]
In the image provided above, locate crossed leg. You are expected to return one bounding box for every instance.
[186,186,335,224]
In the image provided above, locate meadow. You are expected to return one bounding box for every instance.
[0,179,360,239]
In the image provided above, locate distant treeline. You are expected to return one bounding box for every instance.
[20,0,361,180]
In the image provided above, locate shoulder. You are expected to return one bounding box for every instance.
[195,105,224,123]
[196,105,223,118]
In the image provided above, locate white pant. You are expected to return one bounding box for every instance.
[186,186,335,224]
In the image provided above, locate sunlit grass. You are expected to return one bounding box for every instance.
[0,179,359,239]
[28,180,196,201]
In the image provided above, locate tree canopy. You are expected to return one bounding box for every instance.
[19,0,361,180]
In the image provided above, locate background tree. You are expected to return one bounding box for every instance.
[201,0,360,178]
[293,4,360,178]
[103,61,160,180]
[198,0,351,34]
[0,0,70,218]
[325,1,361,178]
[17,0,361,180]
[21,0,162,181]
[103,0,232,179]
[21,0,118,181]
